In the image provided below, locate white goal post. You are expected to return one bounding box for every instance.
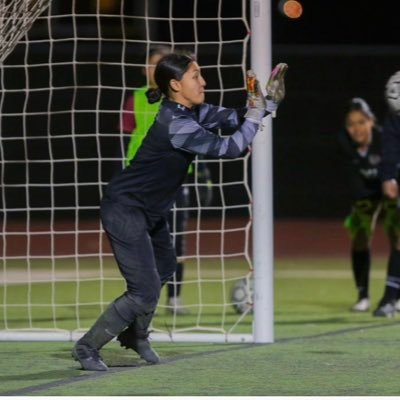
[250,0,274,343]
[0,0,274,343]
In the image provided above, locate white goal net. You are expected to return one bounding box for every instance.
[0,0,262,342]
[0,0,51,64]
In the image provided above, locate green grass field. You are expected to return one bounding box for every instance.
[1,255,399,396]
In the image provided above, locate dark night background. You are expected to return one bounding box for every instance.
[271,0,400,217]
[1,0,399,220]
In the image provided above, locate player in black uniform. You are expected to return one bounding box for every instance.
[338,98,400,317]
[378,71,400,314]
[71,53,288,371]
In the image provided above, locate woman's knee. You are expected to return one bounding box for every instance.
[115,287,161,321]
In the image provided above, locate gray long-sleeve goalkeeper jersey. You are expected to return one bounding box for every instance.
[104,98,263,216]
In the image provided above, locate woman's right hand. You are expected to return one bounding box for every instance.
[265,63,288,113]
[382,179,399,199]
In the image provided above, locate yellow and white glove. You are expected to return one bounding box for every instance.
[244,70,266,124]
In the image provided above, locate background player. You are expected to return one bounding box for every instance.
[378,71,400,314]
[338,97,400,317]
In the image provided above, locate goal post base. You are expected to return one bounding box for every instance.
[0,330,73,342]
[150,332,254,343]
[0,330,255,343]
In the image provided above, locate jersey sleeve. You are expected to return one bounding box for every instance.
[168,114,259,158]
[197,103,247,130]
[380,114,400,181]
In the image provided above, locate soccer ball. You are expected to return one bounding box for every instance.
[230,277,253,314]
[385,71,400,114]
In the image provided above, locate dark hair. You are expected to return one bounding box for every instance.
[345,97,375,121]
[145,87,163,104]
[146,53,194,104]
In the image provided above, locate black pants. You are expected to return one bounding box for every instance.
[101,197,177,314]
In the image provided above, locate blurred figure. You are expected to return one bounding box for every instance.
[338,97,400,317]
[380,71,400,200]
[121,46,171,167]
[378,71,400,315]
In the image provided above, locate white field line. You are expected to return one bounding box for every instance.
[0,268,386,285]
[0,269,103,285]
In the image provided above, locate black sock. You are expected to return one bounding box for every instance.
[351,249,370,300]
[380,249,400,304]
[167,262,184,298]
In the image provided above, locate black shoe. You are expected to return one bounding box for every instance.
[72,343,108,371]
[373,301,396,317]
[117,326,160,364]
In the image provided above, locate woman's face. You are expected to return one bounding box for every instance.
[170,61,206,108]
[345,110,374,146]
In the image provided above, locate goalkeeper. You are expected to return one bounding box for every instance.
[72,52,287,371]
[338,97,400,317]
[120,46,213,314]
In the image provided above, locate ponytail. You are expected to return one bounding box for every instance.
[146,87,162,104]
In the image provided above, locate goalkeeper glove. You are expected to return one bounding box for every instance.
[244,70,266,124]
[265,63,288,113]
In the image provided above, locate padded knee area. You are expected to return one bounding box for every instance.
[114,292,157,322]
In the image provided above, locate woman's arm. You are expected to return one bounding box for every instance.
[168,114,260,159]
[380,114,400,198]
[380,113,400,182]
[197,103,248,130]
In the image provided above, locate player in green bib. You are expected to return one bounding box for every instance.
[124,86,162,166]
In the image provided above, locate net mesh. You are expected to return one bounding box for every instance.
[0,0,254,341]
[0,0,51,64]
